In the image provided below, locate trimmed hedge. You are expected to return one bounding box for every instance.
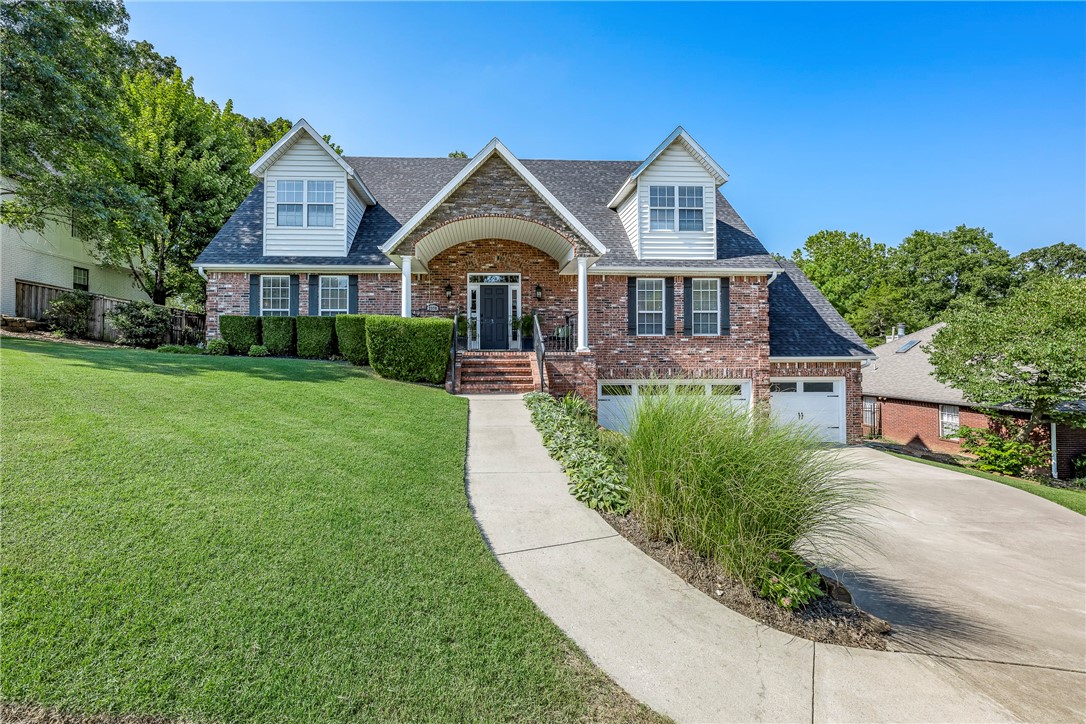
[220,315,260,354]
[365,315,452,384]
[296,316,338,359]
[335,314,368,365]
[261,316,296,356]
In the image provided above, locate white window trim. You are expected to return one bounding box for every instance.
[318,275,349,316]
[636,278,666,337]
[691,277,721,336]
[648,184,705,233]
[940,404,961,439]
[276,179,336,229]
[260,274,290,316]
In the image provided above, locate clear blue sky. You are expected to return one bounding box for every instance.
[126,1,1085,256]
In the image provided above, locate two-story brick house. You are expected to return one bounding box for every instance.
[196,121,873,442]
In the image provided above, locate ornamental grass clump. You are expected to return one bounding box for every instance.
[626,394,871,598]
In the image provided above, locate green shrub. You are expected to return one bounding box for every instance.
[261,316,295,356]
[106,300,171,348]
[156,344,205,355]
[524,392,630,513]
[46,290,94,338]
[248,344,269,357]
[959,426,1048,476]
[206,339,229,355]
[626,394,870,601]
[220,315,260,354]
[365,315,452,384]
[335,314,368,365]
[296,316,338,359]
[758,552,824,610]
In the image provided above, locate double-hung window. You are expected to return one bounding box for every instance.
[319,275,349,316]
[307,181,334,227]
[73,267,89,292]
[636,278,665,336]
[939,405,960,439]
[260,275,290,316]
[691,278,720,335]
[276,180,304,227]
[276,179,334,227]
[648,185,704,232]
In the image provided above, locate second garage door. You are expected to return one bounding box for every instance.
[769,378,845,443]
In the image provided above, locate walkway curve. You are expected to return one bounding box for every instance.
[463,394,1086,723]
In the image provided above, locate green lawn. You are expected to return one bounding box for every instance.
[876,448,1086,516]
[1,338,653,722]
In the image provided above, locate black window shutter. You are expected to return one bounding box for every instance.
[308,275,319,316]
[665,278,675,335]
[682,278,693,335]
[721,278,730,334]
[626,278,637,335]
[347,274,358,314]
[289,275,300,316]
[249,274,260,316]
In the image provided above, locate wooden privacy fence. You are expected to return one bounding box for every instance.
[13,279,205,345]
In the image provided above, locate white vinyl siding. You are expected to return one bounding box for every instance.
[617,192,639,254]
[691,278,720,335]
[318,275,349,316]
[636,144,716,260]
[345,188,366,254]
[940,405,960,439]
[636,278,665,336]
[264,135,348,256]
[260,275,290,316]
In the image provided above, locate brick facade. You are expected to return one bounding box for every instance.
[205,272,248,338]
[390,156,595,258]
[1055,425,1086,480]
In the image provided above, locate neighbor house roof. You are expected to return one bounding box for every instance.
[195,156,781,271]
[864,323,1086,414]
[862,324,965,406]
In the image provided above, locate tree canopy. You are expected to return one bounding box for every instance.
[927,277,1086,439]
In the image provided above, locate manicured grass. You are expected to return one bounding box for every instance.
[1,339,653,722]
[877,448,1086,516]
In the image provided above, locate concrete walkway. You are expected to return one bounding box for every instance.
[464,394,1086,723]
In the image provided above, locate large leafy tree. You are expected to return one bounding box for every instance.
[93,69,252,304]
[893,225,1013,324]
[0,0,141,237]
[1013,242,1086,283]
[928,276,1086,441]
[790,230,890,321]
[236,115,343,162]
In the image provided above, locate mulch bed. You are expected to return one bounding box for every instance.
[601,511,891,650]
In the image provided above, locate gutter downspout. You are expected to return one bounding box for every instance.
[1050,421,1058,479]
[767,270,780,285]
[197,266,207,281]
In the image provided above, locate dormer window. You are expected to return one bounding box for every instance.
[275,179,335,228]
[648,185,704,232]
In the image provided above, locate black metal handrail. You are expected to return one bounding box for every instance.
[449,309,459,394]
[533,312,545,392]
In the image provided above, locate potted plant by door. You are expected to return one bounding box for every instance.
[518,313,535,351]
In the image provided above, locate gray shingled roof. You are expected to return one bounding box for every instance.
[768,260,873,358]
[196,156,779,269]
[863,323,1086,413]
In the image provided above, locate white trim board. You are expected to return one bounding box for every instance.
[608,126,730,209]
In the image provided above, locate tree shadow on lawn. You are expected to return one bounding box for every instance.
[822,563,1020,661]
[2,337,375,385]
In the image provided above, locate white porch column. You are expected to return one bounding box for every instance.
[401,256,413,318]
[576,256,589,352]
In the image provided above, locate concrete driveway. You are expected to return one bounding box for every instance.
[822,447,1086,719]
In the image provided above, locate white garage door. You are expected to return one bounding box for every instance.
[769,378,844,443]
[598,380,751,433]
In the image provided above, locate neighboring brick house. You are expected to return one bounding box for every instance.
[196,120,873,442]
[862,323,1086,479]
